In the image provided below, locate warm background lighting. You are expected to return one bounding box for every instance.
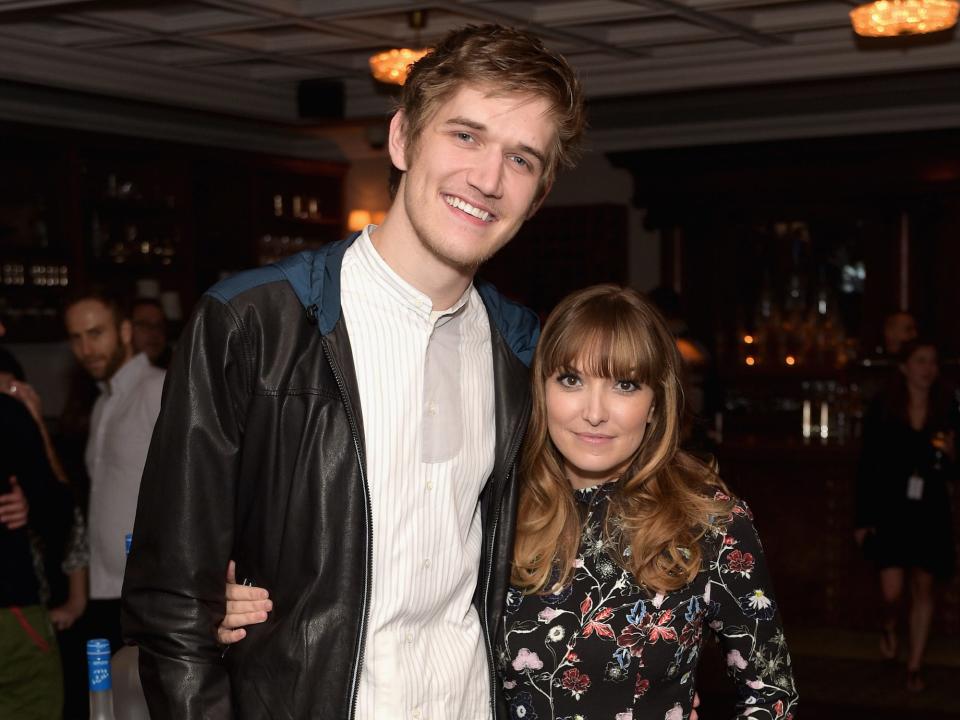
[745,356,756,366]
[368,48,430,85]
[785,355,797,366]
[347,209,372,232]
[850,0,959,36]
[743,334,754,344]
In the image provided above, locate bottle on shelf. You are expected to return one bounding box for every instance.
[87,638,116,720]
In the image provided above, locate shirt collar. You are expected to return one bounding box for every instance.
[354,225,473,324]
[98,352,149,397]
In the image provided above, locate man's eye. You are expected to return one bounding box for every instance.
[455,131,474,142]
[509,155,529,169]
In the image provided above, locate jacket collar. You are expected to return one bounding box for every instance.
[274,233,540,369]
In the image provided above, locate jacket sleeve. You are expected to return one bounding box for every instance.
[121,294,252,720]
[707,502,799,719]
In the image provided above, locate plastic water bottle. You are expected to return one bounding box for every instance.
[87,638,116,720]
[112,533,150,719]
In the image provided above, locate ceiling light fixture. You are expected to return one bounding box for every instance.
[850,0,959,37]
[369,10,431,86]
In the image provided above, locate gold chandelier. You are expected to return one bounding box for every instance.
[368,9,431,86]
[850,0,959,36]
[369,47,431,85]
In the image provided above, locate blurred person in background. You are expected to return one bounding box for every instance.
[130,297,171,369]
[855,338,958,692]
[64,289,164,658]
[882,311,918,357]
[0,318,74,718]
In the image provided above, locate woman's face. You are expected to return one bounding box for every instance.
[900,345,938,391]
[545,365,656,489]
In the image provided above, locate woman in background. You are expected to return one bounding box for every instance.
[856,338,958,692]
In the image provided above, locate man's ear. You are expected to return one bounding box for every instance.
[388,110,410,172]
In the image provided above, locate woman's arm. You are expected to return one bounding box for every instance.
[707,501,799,719]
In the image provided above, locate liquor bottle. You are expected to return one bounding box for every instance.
[87,638,116,720]
[112,534,150,719]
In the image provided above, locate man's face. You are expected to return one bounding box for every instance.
[65,299,131,381]
[390,85,556,270]
[131,303,167,363]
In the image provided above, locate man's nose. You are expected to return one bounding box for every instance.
[467,147,504,198]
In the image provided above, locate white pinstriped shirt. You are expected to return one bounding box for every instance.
[341,227,495,720]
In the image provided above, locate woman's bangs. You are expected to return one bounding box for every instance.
[548,310,657,383]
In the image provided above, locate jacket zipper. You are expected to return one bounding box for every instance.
[322,338,372,720]
[482,414,528,720]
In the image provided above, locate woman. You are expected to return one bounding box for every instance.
[855,338,957,692]
[220,285,798,718]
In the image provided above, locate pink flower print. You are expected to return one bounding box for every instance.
[616,712,634,720]
[538,607,560,623]
[726,649,748,669]
[512,648,544,672]
[664,703,684,720]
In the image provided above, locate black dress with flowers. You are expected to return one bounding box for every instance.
[497,484,798,720]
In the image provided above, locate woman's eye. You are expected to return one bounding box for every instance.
[557,373,580,388]
[615,380,639,392]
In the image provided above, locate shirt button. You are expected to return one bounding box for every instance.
[405,631,414,644]
[426,480,434,491]
[412,710,421,719]
[425,401,438,416]
[423,558,431,569]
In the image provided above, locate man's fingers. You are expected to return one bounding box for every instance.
[226,559,236,585]
[225,599,272,615]
[225,583,269,601]
[221,610,268,630]
[217,627,246,645]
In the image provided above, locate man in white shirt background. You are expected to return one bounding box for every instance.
[65,289,164,656]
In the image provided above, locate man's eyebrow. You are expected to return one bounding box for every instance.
[444,116,547,167]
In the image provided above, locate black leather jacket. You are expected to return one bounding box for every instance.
[121,236,537,719]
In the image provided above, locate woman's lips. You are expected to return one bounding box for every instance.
[574,432,614,444]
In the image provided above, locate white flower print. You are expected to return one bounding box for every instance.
[547,625,566,642]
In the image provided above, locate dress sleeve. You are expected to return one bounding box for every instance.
[706,501,799,719]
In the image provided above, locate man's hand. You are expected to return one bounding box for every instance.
[217,560,272,645]
[0,476,28,530]
[691,690,700,720]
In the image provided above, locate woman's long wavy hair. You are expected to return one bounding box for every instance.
[511,285,732,595]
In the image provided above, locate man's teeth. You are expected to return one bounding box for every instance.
[444,195,492,222]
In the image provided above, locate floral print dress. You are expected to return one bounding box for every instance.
[498,483,798,720]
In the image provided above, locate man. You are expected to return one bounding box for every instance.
[130,297,171,368]
[123,24,584,719]
[65,290,165,654]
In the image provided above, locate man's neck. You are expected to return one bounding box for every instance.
[369,216,474,312]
